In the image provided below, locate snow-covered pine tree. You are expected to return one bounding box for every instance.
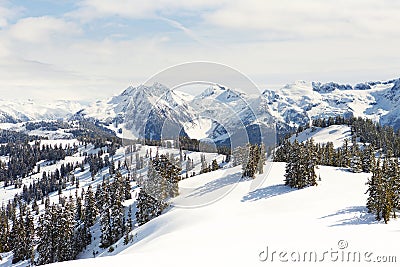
[257,143,266,174]
[23,211,34,264]
[242,144,260,178]
[232,146,245,167]
[273,139,291,162]
[10,213,25,264]
[366,158,386,221]
[200,154,208,174]
[99,185,113,249]
[350,144,363,173]
[110,176,125,244]
[123,174,132,200]
[284,140,318,189]
[392,158,400,215]
[212,159,219,171]
[75,190,83,222]
[361,145,375,173]
[381,158,394,224]
[325,141,335,166]
[341,139,351,167]
[284,140,300,188]
[36,205,55,265]
[56,202,75,262]
[123,206,133,245]
[135,190,165,226]
[84,185,97,227]
[305,139,318,187]
[0,207,10,253]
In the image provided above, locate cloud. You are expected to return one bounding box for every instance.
[8,16,81,43]
[204,0,400,40]
[0,0,21,28]
[0,0,400,102]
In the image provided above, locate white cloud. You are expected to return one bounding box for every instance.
[0,0,21,28]
[204,0,400,40]
[0,0,400,102]
[8,16,81,43]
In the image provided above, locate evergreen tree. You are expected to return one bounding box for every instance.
[135,190,165,226]
[36,205,55,265]
[84,185,97,227]
[257,143,266,174]
[362,145,375,173]
[0,207,10,253]
[110,176,125,244]
[341,139,351,167]
[99,188,113,248]
[284,140,318,189]
[305,139,318,187]
[200,154,208,174]
[350,144,363,173]
[123,206,133,245]
[242,144,261,178]
[211,159,219,171]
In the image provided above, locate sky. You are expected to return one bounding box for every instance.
[0,0,400,101]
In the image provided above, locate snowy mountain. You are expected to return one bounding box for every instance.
[263,78,400,129]
[0,99,87,123]
[76,77,400,143]
[80,83,195,140]
[79,83,275,145]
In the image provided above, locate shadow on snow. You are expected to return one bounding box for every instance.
[241,184,296,202]
[319,206,378,226]
[186,173,243,198]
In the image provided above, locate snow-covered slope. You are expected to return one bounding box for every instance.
[0,99,87,123]
[1,122,398,266]
[290,125,352,148]
[50,162,399,267]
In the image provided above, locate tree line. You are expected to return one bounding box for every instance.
[0,171,133,265]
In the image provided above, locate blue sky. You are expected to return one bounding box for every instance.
[0,0,400,101]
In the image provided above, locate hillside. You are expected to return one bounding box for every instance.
[47,163,399,266]
[38,125,399,267]
[0,119,399,266]
[289,125,352,148]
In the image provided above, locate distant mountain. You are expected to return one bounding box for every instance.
[263,78,400,129]
[0,99,87,123]
[79,83,195,140]
[78,82,276,145]
[4,77,400,143]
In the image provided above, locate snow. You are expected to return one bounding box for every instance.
[0,99,86,123]
[77,78,400,146]
[1,124,399,267]
[46,161,400,267]
[290,125,352,148]
[0,123,25,131]
[0,120,79,140]
[182,118,213,140]
[3,78,400,266]
[28,139,79,147]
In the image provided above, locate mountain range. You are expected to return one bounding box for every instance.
[2,78,400,143]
